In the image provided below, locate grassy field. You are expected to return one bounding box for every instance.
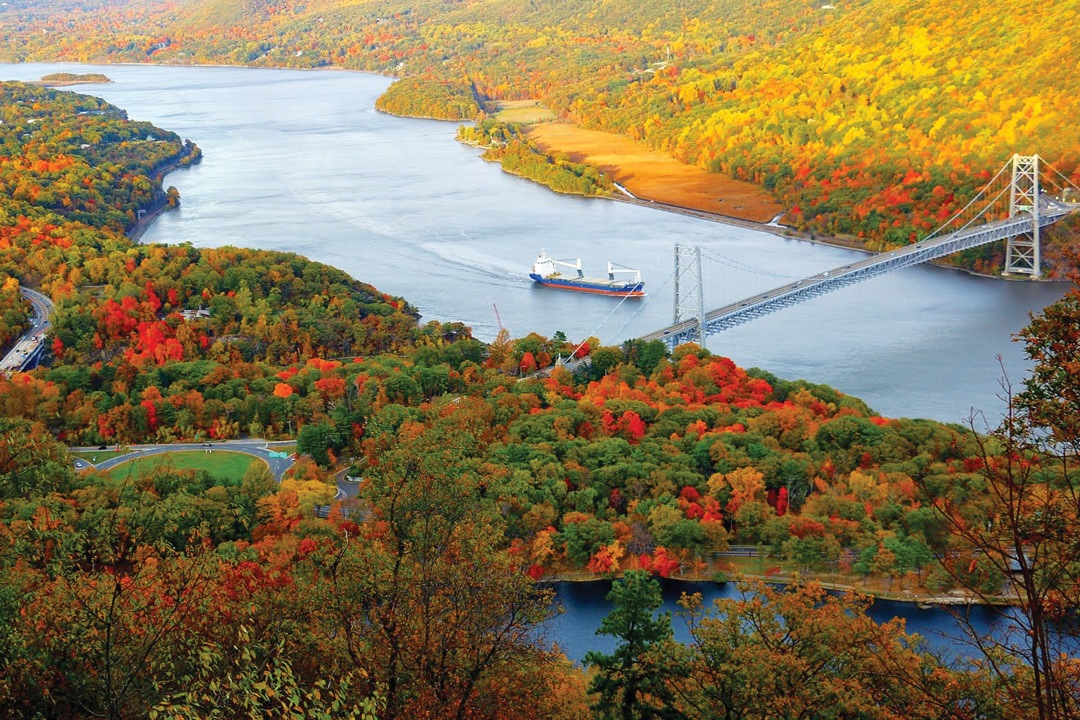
[106,451,264,484]
[525,122,784,223]
[491,99,556,124]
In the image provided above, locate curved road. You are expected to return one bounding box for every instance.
[72,439,297,481]
[0,287,54,373]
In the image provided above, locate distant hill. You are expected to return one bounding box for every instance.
[1,0,1077,266]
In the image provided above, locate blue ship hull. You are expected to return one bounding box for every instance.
[529,273,645,297]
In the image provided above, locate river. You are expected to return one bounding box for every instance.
[0,62,1068,661]
[546,578,1023,665]
[1,62,1069,426]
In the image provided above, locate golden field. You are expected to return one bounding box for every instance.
[526,122,785,224]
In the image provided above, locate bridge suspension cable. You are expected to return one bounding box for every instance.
[697,248,799,281]
[921,159,1012,243]
[610,267,677,341]
[565,287,641,360]
[1040,160,1080,197]
[640,153,1080,347]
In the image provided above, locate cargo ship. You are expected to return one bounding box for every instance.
[529,250,645,297]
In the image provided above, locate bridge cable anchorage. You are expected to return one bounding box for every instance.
[638,153,1080,348]
[565,280,643,361]
[1054,167,1080,193]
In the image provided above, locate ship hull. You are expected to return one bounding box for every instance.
[529,273,645,297]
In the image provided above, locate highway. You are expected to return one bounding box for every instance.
[0,287,54,373]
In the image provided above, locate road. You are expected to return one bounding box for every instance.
[72,439,297,481]
[0,287,54,373]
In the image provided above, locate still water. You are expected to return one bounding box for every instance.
[2,61,1059,662]
[1,62,1069,424]
[547,579,1024,665]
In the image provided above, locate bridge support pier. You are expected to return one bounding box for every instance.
[1005,154,1041,277]
[673,244,705,346]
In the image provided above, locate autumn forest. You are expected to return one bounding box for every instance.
[3,0,1080,268]
[0,0,1079,718]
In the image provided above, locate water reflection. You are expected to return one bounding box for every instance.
[545,578,1044,666]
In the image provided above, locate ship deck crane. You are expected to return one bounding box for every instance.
[607,262,642,284]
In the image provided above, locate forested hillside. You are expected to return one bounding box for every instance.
[1,6,1080,715]
[0,79,1078,718]
[1,0,1079,267]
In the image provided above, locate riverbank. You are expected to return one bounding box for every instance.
[519,120,1071,281]
[519,121,927,264]
[552,574,1006,608]
[126,199,171,242]
[526,121,786,224]
[552,567,1009,607]
[127,143,201,242]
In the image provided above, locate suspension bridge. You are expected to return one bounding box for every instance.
[635,154,1080,347]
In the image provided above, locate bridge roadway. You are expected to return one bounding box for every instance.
[640,199,1079,346]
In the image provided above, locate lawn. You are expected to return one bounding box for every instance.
[492,99,555,124]
[106,450,264,484]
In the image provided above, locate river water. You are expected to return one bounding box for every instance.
[0,62,1067,661]
[547,579,1022,665]
[1,63,1069,426]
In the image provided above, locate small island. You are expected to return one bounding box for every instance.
[37,72,111,86]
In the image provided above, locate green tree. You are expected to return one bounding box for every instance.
[924,391,1080,720]
[311,408,563,719]
[584,571,681,720]
[1016,276,1080,453]
[561,517,616,566]
[297,421,333,467]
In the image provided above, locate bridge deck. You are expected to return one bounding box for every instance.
[640,201,1077,346]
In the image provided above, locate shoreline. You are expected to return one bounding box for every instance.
[550,569,1010,607]
[68,58,1059,285]
[606,193,1068,283]
[126,200,171,243]
[13,60,1034,617]
[7,60,1070,282]
[126,145,201,243]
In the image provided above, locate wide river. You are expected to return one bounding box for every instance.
[2,63,1069,425]
[1,63,1064,661]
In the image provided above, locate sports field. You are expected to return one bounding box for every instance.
[106,451,263,483]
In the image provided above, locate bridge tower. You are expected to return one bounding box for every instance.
[1005,154,1041,277]
[673,244,705,345]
